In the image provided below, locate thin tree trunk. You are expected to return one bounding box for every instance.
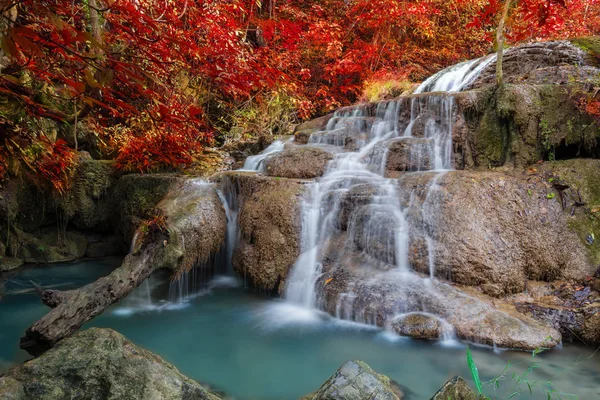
[496,0,512,87]
[88,0,103,45]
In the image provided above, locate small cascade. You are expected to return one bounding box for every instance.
[414,55,496,94]
[241,139,286,171]
[284,55,493,338]
[216,176,241,273]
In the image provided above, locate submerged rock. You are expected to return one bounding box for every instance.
[305,360,403,400]
[0,328,222,400]
[264,145,336,179]
[430,376,477,400]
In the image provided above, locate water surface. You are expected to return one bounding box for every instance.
[1,259,598,400]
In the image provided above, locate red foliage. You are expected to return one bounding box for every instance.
[115,129,205,173]
[33,139,78,195]
[0,0,598,177]
[581,96,600,121]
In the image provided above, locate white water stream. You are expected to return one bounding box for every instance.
[284,56,494,334]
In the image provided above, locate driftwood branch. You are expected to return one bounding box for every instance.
[19,179,227,356]
[20,240,168,356]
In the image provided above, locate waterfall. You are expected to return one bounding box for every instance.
[216,176,241,273]
[240,139,286,171]
[284,56,491,333]
[414,54,496,94]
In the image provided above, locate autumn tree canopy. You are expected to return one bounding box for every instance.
[0,0,598,189]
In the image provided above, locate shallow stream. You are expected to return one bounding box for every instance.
[1,258,598,400]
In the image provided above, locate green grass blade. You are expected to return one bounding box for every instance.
[467,346,483,395]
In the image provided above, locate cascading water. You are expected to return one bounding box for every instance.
[240,139,287,171]
[284,56,493,338]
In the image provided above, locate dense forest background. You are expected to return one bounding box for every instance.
[0,0,598,193]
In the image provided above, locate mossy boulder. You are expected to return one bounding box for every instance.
[13,228,88,264]
[430,376,478,400]
[0,328,223,400]
[0,256,23,272]
[112,174,181,246]
[457,84,600,169]
[535,159,600,265]
[305,360,403,400]
[57,160,119,232]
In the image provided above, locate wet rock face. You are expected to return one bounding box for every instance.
[431,376,477,400]
[384,138,434,176]
[391,313,443,340]
[157,179,228,274]
[399,171,593,295]
[0,328,222,400]
[221,172,307,293]
[264,145,336,179]
[306,360,403,400]
[320,255,561,350]
[294,114,334,144]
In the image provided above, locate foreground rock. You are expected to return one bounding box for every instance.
[431,376,477,400]
[20,179,227,356]
[305,360,403,400]
[264,145,336,179]
[1,328,222,400]
[216,172,307,292]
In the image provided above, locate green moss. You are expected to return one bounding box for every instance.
[570,37,600,66]
[540,159,600,264]
[478,111,507,166]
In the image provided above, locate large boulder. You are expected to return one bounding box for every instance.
[467,41,595,89]
[264,145,336,179]
[398,170,594,295]
[0,328,222,400]
[305,360,403,400]
[217,172,307,292]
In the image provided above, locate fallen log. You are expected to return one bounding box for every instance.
[20,179,227,356]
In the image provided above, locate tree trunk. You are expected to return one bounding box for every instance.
[20,241,167,356]
[496,0,512,87]
[88,0,103,45]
